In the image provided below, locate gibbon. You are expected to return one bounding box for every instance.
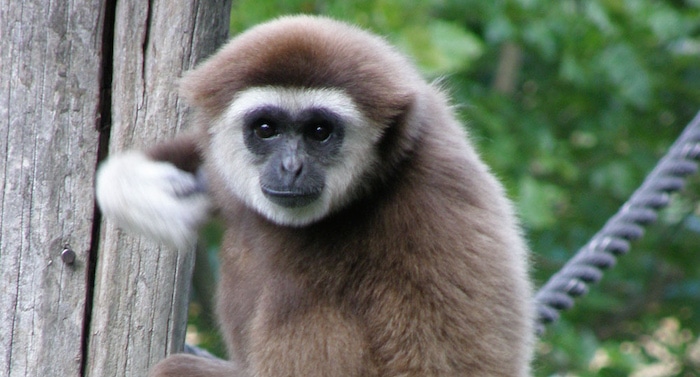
[96,15,534,377]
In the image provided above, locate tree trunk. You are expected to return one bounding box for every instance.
[492,42,522,96]
[0,1,231,376]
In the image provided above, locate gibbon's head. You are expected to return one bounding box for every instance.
[180,15,425,226]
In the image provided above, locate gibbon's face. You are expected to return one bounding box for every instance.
[210,86,383,226]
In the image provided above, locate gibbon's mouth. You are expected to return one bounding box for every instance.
[261,186,322,208]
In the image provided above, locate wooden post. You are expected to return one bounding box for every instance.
[0,1,230,376]
[0,1,104,375]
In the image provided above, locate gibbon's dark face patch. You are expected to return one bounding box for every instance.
[243,105,345,208]
[209,86,382,227]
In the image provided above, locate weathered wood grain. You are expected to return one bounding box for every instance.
[1,0,231,375]
[0,1,104,376]
[85,1,230,376]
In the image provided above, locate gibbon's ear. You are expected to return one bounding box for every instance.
[376,92,421,172]
[95,151,211,250]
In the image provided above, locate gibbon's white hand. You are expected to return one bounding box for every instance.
[96,151,210,250]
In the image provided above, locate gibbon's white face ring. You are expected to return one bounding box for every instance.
[209,86,383,226]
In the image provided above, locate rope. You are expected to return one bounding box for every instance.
[534,111,700,334]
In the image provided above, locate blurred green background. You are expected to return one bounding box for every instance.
[188,1,700,376]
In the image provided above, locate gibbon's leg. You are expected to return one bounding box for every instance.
[149,354,244,377]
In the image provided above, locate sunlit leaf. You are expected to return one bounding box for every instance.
[396,20,484,75]
[518,176,566,230]
[596,44,652,109]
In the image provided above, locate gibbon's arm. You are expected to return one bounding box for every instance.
[95,134,211,250]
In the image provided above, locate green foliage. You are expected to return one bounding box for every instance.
[394,20,484,76]
[188,1,700,375]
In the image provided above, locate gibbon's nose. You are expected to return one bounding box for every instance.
[280,138,303,177]
[281,154,303,177]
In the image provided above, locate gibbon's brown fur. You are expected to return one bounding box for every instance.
[143,15,533,376]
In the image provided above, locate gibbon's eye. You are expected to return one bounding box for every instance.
[253,122,278,139]
[306,123,332,142]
